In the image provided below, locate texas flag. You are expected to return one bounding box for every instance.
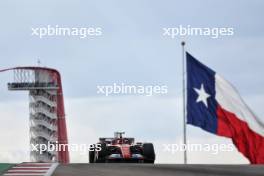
[186,52,264,164]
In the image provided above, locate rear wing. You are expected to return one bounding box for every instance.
[99,137,135,144]
[99,138,114,144]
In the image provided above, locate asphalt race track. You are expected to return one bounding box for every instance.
[52,164,264,176]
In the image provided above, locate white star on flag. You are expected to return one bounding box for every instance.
[194,84,211,107]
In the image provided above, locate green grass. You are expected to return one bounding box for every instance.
[0,163,15,174]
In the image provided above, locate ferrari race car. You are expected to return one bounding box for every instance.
[89,132,155,163]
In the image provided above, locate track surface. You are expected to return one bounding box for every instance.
[52,164,264,176]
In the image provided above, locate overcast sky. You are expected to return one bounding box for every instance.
[0,0,263,164]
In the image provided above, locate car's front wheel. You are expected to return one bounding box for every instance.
[95,143,108,163]
[143,143,155,163]
[89,150,95,163]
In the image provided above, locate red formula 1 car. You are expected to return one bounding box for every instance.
[89,132,155,163]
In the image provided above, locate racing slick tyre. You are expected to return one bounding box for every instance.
[95,143,108,163]
[89,145,95,163]
[143,143,155,163]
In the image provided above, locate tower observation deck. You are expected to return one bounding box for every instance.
[0,67,69,163]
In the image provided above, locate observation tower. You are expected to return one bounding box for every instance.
[0,67,69,163]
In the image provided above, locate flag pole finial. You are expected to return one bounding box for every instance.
[181,41,185,46]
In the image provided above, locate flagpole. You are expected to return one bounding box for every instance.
[181,41,187,164]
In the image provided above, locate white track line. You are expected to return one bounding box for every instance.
[12,167,50,169]
[4,174,44,176]
[7,170,46,172]
[45,163,59,176]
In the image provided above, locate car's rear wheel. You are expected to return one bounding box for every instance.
[143,143,155,163]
